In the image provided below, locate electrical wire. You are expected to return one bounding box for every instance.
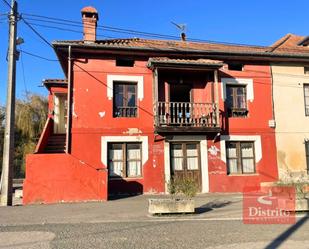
[22,21,117,39]
[19,49,58,62]
[19,50,28,93]
[21,17,53,48]
[17,48,309,89]
[0,0,11,9]
[21,13,271,48]
[20,15,309,55]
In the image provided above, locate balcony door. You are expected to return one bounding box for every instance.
[169,84,191,102]
[170,142,201,192]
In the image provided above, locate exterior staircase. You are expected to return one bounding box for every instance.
[43,134,66,153]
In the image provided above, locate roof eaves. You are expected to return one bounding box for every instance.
[52,41,309,60]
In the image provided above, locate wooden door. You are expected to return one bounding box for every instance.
[170,142,202,192]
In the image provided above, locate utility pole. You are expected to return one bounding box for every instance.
[0,0,18,206]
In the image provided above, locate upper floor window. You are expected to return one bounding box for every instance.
[116,59,135,67]
[226,141,255,175]
[228,63,243,71]
[113,82,137,117]
[226,85,248,117]
[304,67,309,75]
[304,84,309,116]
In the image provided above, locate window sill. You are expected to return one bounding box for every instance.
[109,177,143,180]
[227,173,258,176]
[113,116,139,119]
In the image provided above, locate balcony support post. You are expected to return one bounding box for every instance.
[214,69,219,127]
[153,68,159,126]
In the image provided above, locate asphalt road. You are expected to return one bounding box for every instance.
[1,218,309,249]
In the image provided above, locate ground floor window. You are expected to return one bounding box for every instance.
[108,142,142,178]
[226,141,255,174]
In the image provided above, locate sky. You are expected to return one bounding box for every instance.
[0,0,309,105]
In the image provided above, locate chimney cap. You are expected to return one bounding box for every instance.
[81,6,98,17]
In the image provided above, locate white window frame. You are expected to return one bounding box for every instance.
[107,75,144,101]
[221,78,254,102]
[101,136,148,167]
[220,135,262,164]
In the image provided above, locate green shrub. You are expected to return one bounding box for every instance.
[167,177,198,199]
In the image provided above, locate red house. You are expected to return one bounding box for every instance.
[23,7,279,204]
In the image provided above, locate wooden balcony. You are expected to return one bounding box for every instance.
[154,102,220,133]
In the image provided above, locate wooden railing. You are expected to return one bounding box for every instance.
[113,106,137,117]
[154,102,219,128]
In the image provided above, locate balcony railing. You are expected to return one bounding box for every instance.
[113,106,137,117]
[154,102,219,129]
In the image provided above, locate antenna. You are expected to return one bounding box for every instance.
[171,21,187,41]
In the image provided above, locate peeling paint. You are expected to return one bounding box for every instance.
[208,145,220,156]
[72,103,78,118]
[98,111,105,118]
[123,128,142,135]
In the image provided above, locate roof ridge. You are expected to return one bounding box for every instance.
[269,33,293,52]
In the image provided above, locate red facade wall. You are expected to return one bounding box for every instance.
[23,57,278,204]
[208,64,278,192]
[23,154,107,204]
[70,59,165,195]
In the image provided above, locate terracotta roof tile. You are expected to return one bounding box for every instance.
[53,34,309,57]
[268,33,309,53]
[53,38,268,53]
[148,57,223,67]
[43,79,67,84]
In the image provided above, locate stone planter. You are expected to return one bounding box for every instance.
[278,198,309,212]
[148,198,195,214]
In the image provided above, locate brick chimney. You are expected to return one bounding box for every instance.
[81,6,99,42]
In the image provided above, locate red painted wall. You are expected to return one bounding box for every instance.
[24,58,278,204]
[23,154,107,204]
[206,64,278,192]
[71,58,165,195]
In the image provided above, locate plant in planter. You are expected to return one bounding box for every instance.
[167,177,198,199]
[148,177,198,214]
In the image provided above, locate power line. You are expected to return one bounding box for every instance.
[20,14,309,55]
[0,0,11,9]
[22,14,186,41]
[19,50,28,93]
[21,17,53,48]
[21,13,270,48]
[19,47,309,89]
[22,21,117,39]
[23,16,183,41]
[19,49,58,62]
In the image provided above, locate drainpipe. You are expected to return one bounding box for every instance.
[270,65,276,123]
[66,45,72,153]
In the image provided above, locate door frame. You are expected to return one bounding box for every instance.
[164,135,209,193]
[168,82,193,103]
[170,142,202,191]
[53,93,67,134]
